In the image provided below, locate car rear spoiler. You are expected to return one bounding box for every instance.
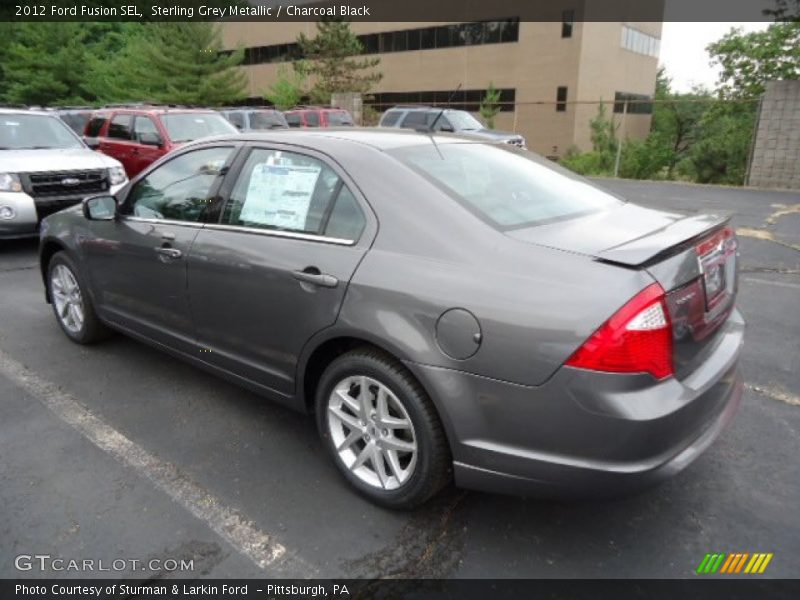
[595,213,732,267]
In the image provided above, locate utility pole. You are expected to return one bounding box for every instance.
[613,99,628,178]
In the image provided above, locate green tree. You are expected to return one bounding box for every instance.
[297,20,382,105]
[93,23,246,106]
[479,83,502,128]
[3,23,94,106]
[265,64,307,110]
[678,101,756,185]
[707,23,800,99]
[648,68,711,178]
[764,0,800,21]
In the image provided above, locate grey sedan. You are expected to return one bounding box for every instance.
[38,130,744,509]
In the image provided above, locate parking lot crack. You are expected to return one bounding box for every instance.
[746,383,800,407]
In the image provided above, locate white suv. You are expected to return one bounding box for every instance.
[0,108,128,240]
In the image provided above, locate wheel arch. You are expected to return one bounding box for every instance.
[40,238,69,303]
[297,329,458,456]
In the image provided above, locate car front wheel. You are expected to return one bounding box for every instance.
[47,251,110,344]
[316,348,451,509]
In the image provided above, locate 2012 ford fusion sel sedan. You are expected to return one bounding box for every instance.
[38,129,744,509]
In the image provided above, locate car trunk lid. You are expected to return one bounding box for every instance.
[507,203,739,379]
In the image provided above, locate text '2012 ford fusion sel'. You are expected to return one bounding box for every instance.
[38,129,744,509]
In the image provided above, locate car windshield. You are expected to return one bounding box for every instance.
[0,113,84,150]
[249,111,288,129]
[161,113,237,143]
[327,111,353,126]
[390,143,622,229]
[444,111,483,131]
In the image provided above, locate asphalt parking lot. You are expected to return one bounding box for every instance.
[1,179,798,579]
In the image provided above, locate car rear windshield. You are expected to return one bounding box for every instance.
[249,110,288,129]
[161,113,237,143]
[0,113,84,150]
[389,143,622,229]
[327,111,353,126]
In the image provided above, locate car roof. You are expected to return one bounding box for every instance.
[188,127,482,151]
[0,107,56,117]
[386,106,459,113]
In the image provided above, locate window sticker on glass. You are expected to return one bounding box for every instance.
[239,162,322,230]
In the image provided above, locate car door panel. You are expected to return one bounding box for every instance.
[84,145,238,352]
[188,230,367,395]
[186,146,373,396]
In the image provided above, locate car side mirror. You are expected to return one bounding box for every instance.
[85,138,100,150]
[83,195,117,221]
[439,125,455,133]
[138,132,163,147]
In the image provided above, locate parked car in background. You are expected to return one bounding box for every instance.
[220,107,289,131]
[0,108,127,240]
[85,105,238,178]
[52,107,95,135]
[284,106,354,128]
[379,106,526,148]
[39,129,743,509]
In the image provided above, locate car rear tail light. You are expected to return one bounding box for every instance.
[565,283,673,380]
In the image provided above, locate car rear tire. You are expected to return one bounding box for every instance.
[316,347,451,509]
[47,251,110,344]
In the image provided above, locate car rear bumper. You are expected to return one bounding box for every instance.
[406,308,745,498]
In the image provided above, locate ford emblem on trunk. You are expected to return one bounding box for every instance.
[61,177,81,186]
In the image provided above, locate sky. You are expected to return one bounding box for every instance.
[659,22,771,92]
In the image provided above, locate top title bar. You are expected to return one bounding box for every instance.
[2,0,781,22]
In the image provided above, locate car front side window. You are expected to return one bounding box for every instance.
[124,146,235,223]
[222,148,364,242]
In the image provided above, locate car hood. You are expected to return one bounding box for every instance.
[461,128,524,142]
[506,202,729,266]
[1,148,122,173]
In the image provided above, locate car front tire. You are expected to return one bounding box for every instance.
[47,251,110,344]
[316,347,451,509]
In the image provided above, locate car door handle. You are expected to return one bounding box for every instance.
[154,247,183,259]
[292,269,338,288]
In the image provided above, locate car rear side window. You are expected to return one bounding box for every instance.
[108,114,133,140]
[400,111,428,129]
[305,112,320,127]
[380,111,401,127]
[390,143,621,229]
[85,116,107,137]
[124,146,235,222]
[222,148,363,241]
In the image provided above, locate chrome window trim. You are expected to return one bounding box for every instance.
[204,222,356,246]
[122,216,356,245]
[123,216,204,229]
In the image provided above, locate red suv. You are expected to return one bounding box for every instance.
[284,107,354,128]
[84,106,238,177]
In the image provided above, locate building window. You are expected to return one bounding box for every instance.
[562,10,574,38]
[370,88,516,113]
[556,86,568,112]
[614,92,653,115]
[239,19,520,66]
[621,25,660,58]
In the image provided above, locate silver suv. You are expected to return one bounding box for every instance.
[0,108,127,240]
[379,106,526,148]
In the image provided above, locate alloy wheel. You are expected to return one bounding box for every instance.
[51,264,85,334]
[327,375,418,491]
